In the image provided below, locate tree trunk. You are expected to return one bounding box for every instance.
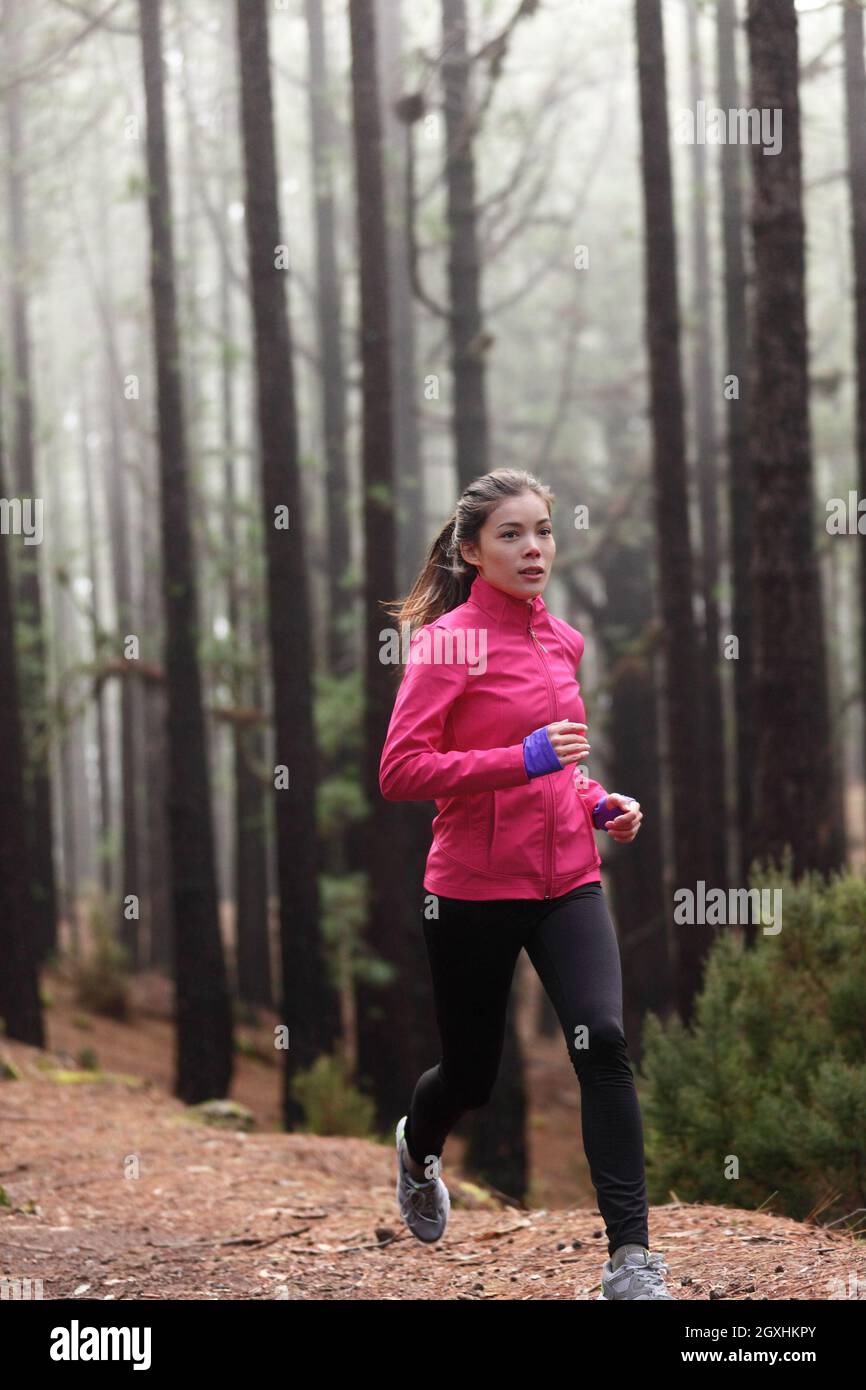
[376,0,426,588]
[843,0,866,859]
[347,0,417,1127]
[91,124,144,917]
[49,442,84,951]
[635,0,711,1023]
[441,0,489,487]
[687,0,727,890]
[82,403,114,907]
[138,0,233,1101]
[216,27,271,1009]
[746,0,844,878]
[235,0,339,1125]
[4,0,59,965]
[375,0,438,1090]
[717,0,755,888]
[142,469,172,972]
[0,430,43,1045]
[595,413,672,1061]
[304,0,354,678]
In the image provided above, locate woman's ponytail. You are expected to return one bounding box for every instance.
[379,510,474,635]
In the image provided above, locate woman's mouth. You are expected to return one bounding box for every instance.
[519,567,544,578]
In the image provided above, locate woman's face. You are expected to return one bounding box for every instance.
[459,490,555,601]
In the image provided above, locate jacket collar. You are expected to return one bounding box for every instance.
[468,570,546,628]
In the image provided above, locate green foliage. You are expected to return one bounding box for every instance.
[76,1047,99,1071]
[312,669,364,762]
[69,899,131,1021]
[316,775,367,839]
[312,670,369,844]
[289,1052,376,1138]
[318,873,395,992]
[364,481,394,512]
[639,861,866,1225]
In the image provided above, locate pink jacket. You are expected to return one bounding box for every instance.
[378,571,609,900]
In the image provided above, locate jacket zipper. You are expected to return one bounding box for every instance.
[528,613,556,897]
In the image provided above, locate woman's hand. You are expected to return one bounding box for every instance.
[604,792,642,843]
[546,720,590,766]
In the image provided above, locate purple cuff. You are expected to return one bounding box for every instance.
[523,726,564,779]
[593,794,634,828]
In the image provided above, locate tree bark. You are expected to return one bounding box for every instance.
[0,426,43,1044]
[442,0,490,487]
[217,20,270,1009]
[843,0,866,860]
[348,0,417,1127]
[4,0,59,965]
[717,0,756,889]
[235,0,339,1124]
[376,0,426,588]
[746,0,844,878]
[635,0,711,1022]
[687,0,727,890]
[138,0,233,1101]
[304,0,354,677]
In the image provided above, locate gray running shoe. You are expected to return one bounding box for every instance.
[597,1247,674,1299]
[395,1115,450,1243]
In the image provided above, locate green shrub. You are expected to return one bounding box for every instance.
[289,1052,376,1137]
[639,858,866,1225]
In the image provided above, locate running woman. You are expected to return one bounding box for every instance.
[378,468,673,1300]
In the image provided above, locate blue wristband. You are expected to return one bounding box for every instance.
[523,726,564,778]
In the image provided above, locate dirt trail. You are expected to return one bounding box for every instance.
[1,1038,863,1301]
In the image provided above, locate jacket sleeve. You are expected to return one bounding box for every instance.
[379,629,530,801]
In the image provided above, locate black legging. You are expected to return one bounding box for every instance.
[403,880,649,1255]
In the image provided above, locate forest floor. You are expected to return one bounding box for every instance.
[1,974,864,1300]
